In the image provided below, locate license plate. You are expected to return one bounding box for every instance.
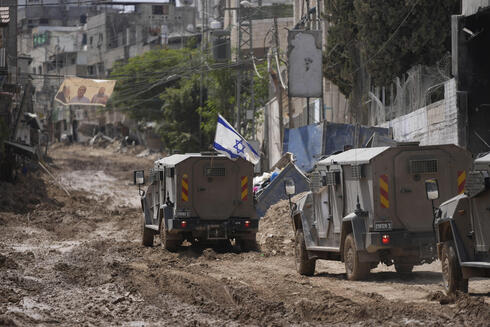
[375,221,392,231]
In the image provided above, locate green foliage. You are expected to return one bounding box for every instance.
[323,0,459,95]
[159,75,202,152]
[110,48,199,123]
[323,0,358,96]
[111,47,269,152]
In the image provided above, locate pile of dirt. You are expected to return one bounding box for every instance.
[0,172,53,214]
[454,293,490,324]
[257,193,307,256]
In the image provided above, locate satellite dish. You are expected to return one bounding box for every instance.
[186,24,195,32]
[180,0,194,6]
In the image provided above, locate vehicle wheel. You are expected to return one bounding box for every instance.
[394,262,414,274]
[141,216,154,247]
[159,219,179,252]
[441,241,467,293]
[239,233,258,252]
[294,229,315,276]
[344,233,369,280]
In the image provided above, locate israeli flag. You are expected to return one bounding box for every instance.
[213,114,260,165]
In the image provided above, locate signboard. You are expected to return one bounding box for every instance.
[287,30,322,98]
[54,77,116,107]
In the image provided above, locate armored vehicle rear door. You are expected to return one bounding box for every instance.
[192,158,239,220]
[393,150,453,232]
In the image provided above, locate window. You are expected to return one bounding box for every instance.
[152,5,168,15]
[351,165,362,179]
[152,5,164,15]
[325,171,340,185]
[410,160,438,174]
[204,167,225,177]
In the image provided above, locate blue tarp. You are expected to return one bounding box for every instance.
[283,122,391,172]
[256,162,309,218]
[283,122,323,172]
[322,122,356,156]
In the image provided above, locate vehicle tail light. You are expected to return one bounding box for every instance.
[244,220,251,228]
[382,234,390,245]
[181,220,187,228]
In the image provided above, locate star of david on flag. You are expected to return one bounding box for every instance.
[213,114,260,164]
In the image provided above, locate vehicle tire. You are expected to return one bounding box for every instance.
[294,229,316,276]
[239,233,258,252]
[394,262,414,274]
[141,216,154,247]
[344,233,369,281]
[159,219,179,252]
[441,241,467,293]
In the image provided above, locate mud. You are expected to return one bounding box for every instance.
[1,144,489,326]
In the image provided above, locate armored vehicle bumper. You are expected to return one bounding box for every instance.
[167,218,258,239]
[365,230,436,260]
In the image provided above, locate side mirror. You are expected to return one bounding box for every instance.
[134,170,145,185]
[425,178,439,200]
[284,177,296,196]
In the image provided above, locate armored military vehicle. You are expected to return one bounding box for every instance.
[134,153,258,251]
[429,152,490,293]
[286,144,472,280]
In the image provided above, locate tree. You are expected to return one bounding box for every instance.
[110,47,268,152]
[323,0,459,95]
[110,48,200,123]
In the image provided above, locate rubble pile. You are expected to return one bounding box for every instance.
[86,133,161,159]
[0,172,53,215]
[258,193,307,256]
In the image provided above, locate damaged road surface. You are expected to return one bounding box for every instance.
[1,144,490,326]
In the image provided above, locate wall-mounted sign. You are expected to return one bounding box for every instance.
[287,30,323,98]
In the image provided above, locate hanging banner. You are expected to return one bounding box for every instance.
[54,77,116,107]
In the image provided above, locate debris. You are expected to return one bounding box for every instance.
[38,161,71,197]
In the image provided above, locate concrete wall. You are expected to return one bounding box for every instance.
[463,0,490,15]
[379,79,459,146]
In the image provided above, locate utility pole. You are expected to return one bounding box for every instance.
[305,0,311,125]
[199,0,207,148]
[273,17,284,147]
[235,3,253,135]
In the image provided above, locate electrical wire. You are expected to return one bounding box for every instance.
[274,52,286,90]
[352,0,420,74]
[252,55,262,79]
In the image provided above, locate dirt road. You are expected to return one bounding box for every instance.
[1,144,489,326]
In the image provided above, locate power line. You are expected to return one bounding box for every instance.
[353,0,420,74]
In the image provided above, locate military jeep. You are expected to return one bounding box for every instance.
[287,144,472,280]
[134,153,258,251]
[430,152,490,293]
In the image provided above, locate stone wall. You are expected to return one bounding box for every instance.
[379,79,459,146]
